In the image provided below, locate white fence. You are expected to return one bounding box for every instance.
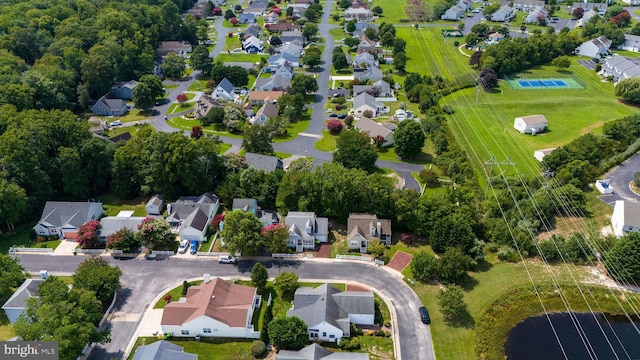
[76,249,107,254]
[151,250,175,255]
[9,247,53,254]
[196,251,229,256]
[374,259,385,266]
[271,253,305,258]
[336,254,373,262]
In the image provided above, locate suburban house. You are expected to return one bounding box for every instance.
[166,193,220,242]
[251,101,279,126]
[356,34,378,53]
[232,198,279,226]
[280,29,305,44]
[513,0,544,11]
[98,213,146,242]
[513,114,548,134]
[243,35,264,54]
[271,62,295,79]
[239,13,256,24]
[285,212,329,252]
[441,5,465,21]
[287,4,308,18]
[92,96,128,116]
[622,0,640,5]
[287,284,375,343]
[277,43,304,58]
[158,41,193,57]
[352,52,377,68]
[241,25,261,41]
[212,78,235,101]
[2,278,46,324]
[248,91,285,106]
[345,21,377,34]
[611,200,640,237]
[620,34,640,52]
[161,277,259,338]
[353,80,392,97]
[112,80,138,100]
[131,340,198,360]
[267,21,301,33]
[570,2,607,16]
[255,75,291,91]
[490,5,515,22]
[487,32,506,44]
[595,179,614,195]
[347,213,392,253]
[269,52,300,68]
[575,36,611,58]
[277,344,369,360]
[244,152,284,172]
[345,7,372,21]
[354,116,394,146]
[524,7,547,24]
[353,65,383,82]
[244,6,267,16]
[33,201,103,239]
[146,195,165,215]
[600,55,640,81]
[533,148,556,162]
[353,93,386,118]
[264,11,280,24]
[577,9,598,27]
[194,95,223,119]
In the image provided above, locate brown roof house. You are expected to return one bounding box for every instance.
[251,101,279,126]
[194,96,223,119]
[161,276,260,338]
[347,213,391,253]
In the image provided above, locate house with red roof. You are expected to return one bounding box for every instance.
[161,277,260,338]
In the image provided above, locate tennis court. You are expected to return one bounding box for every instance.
[505,77,585,90]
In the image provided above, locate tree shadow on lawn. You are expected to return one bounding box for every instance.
[461,275,479,292]
[443,309,476,329]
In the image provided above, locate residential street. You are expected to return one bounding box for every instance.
[12,254,436,360]
[599,151,640,205]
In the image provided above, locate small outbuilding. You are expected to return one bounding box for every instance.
[514,114,548,134]
[595,179,614,195]
[533,148,556,162]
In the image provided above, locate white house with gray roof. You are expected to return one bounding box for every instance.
[92,96,128,116]
[620,34,640,52]
[353,80,392,98]
[2,278,45,324]
[166,193,219,242]
[287,284,374,343]
[33,201,104,239]
[98,215,146,242]
[353,66,383,82]
[575,36,611,58]
[132,340,197,360]
[352,93,386,118]
[278,344,369,360]
[212,78,235,101]
[490,5,514,22]
[353,116,394,146]
[611,200,640,238]
[600,55,640,81]
[285,212,328,252]
[146,194,165,215]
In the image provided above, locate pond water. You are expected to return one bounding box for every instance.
[504,312,640,359]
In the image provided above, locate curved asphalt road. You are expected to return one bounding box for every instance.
[599,151,640,205]
[12,254,435,360]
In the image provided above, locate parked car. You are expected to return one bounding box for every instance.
[329,113,339,117]
[178,239,189,254]
[189,240,198,255]
[419,306,431,324]
[338,114,348,119]
[218,255,237,264]
[110,120,122,126]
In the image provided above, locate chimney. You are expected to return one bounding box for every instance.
[377,221,381,237]
[204,274,211,283]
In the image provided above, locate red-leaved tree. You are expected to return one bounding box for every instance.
[271,7,281,14]
[77,220,101,249]
[230,17,239,26]
[212,7,222,15]
[372,135,385,148]
[261,223,289,254]
[326,119,344,135]
[176,93,188,103]
[191,126,204,139]
[210,214,225,233]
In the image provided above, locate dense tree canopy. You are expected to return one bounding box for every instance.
[605,232,640,283]
[333,130,378,173]
[394,120,425,158]
[219,210,264,255]
[268,316,308,350]
[73,257,122,306]
[0,254,25,304]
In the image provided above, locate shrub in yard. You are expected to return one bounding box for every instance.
[327,119,344,135]
[372,135,385,148]
[496,246,519,262]
[176,93,188,102]
[77,220,101,249]
[363,110,373,118]
[334,104,344,110]
[377,329,386,337]
[209,214,225,233]
[442,105,454,114]
[345,115,354,126]
[206,79,217,89]
[163,294,172,303]
[331,97,346,105]
[339,337,361,350]
[251,340,267,358]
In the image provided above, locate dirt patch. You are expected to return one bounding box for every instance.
[387,251,413,272]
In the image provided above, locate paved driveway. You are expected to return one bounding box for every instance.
[598,152,640,205]
[12,254,436,360]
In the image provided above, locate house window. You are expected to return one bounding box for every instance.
[323,332,326,337]
[203,328,212,334]
[370,227,376,236]
[329,335,335,339]
[181,330,190,335]
[350,241,358,247]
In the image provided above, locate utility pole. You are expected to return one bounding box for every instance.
[484,156,516,199]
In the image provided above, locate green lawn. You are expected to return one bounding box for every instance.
[373,0,408,23]
[218,142,232,154]
[223,35,242,51]
[273,112,312,143]
[154,280,204,309]
[215,53,267,63]
[0,221,61,254]
[99,193,149,217]
[0,311,15,340]
[611,49,640,59]
[167,117,244,139]
[442,62,637,178]
[315,130,338,152]
[188,79,211,91]
[128,337,254,360]
[168,102,195,114]
[329,27,345,41]
[222,20,248,28]
[397,27,474,80]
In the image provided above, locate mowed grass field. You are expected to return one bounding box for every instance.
[441,62,637,177]
[372,0,408,23]
[397,27,474,81]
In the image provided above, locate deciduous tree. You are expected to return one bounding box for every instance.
[73,257,122,306]
[394,120,425,158]
[0,255,25,303]
[275,271,299,301]
[220,210,264,255]
[289,74,319,95]
[106,228,138,253]
[161,53,186,80]
[333,129,378,173]
[605,232,640,283]
[251,262,269,294]
[136,216,175,250]
[262,223,289,253]
[268,317,308,350]
[77,220,101,249]
[243,125,274,154]
[437,285,468,322]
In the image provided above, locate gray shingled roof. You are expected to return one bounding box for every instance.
[39,201,102,228]
[255,75,292,91]
[217,78,234,94]
[284,212,328,242]
[623,201,640,229]
[147,194,165,207]
[2,279,45,310]
[347,213,391,242]
[232,198,258,214]
[132,340,198,360]
[244,152,283,172]
[277,344,369,360]
[99,217,146,238]
[287,284,374,334]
